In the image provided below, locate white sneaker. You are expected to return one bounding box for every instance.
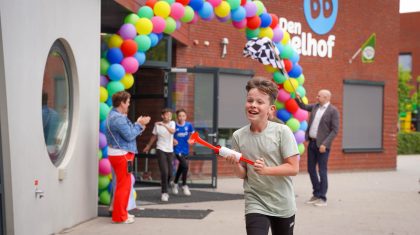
[314,199,327,207]
[112,217,135,224]
[171,182,179,195]
[128,213,135,219]
[182,185,191,196]
[161,193,169,202]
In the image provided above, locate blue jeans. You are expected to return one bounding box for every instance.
[307,140,330,201]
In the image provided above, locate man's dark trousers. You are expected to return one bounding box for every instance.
[307,139,330,201]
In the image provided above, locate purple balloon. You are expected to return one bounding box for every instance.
[216,13,231,23]
[272,26,284,43]
[294,130,306,144]
[100,75,109,87]
[119,24,137,40]
[99,132,107,149]
[244,1,257,17]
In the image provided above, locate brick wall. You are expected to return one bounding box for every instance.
[400,12,420,89]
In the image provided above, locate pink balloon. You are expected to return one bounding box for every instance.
[232,18,247,29]
[151,16,166,33]
[121,57,139,74]
[293,108,309,122]
[207,0,222,7]
[272,26,284,43]
[171,2,185,20]
[189,13,199,24]
[99,158,112,175]
[277,89,290,102]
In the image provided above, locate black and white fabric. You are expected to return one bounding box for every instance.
[243,37,282,69]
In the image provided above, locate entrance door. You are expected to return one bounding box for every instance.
[168,68,219,188]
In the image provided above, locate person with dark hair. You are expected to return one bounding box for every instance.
[143,108,176,202]
[105,91,150,224]
[295,89,339,207]
[225,78,299,235]
[171,108,195,196]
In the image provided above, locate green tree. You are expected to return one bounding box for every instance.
[398,67,415,114]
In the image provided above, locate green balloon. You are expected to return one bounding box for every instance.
[99,190,111,205]
[137,6,154,19]
[246,28,260,39]
[124,13,140,25]
[297,74,305,85]
[275,100,284,110]
[164,17,176,34]
[98,175,110,190]
[298,143,305,155]
[254,1,265,16]
[280,44,294,59]
[227,0,241,10]
[286,118,300,132]
[99,102,110,121]
[107,81,125,97]
[100,58,110,76]
[135,35,151,52]
[162,0,175,4]
[98,150,103,159]
[273,71,287,84]
[296,86,306,97]
[181,6,195,23]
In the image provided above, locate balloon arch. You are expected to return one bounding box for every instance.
[97,0,309,204]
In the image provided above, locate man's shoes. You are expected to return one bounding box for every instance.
[305,196,320,204]
[171,182,179,195]
[314,199,327,207]
[161,193,169,202]
[182,185,191,196]
[112,217,135,224]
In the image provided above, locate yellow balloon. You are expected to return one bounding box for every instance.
[281,31,290,45]
[283,78,299,93]
[120,73,134,89]
[215,1,231,18]
[265,65,277,73]
[108,173,112,180]
[135,18,153,35]
[259,27,274,39]
[100,86,108,102]
[302,96,309,104]
[108,34,123,48]
[154,1,171,18]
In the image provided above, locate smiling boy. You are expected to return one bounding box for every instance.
[225,78,299,235]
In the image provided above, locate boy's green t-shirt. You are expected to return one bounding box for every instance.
[232,121,299,218]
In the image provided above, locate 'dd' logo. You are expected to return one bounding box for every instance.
[304,0,338,35]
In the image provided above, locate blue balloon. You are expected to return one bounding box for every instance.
[198,2,213,19]
[259,13,272,28]
[149,33,159,47]
[290,52,300,63]
[134,52,146,66]
[105,97,113,107]
[99,120,107,133]
[156,33,163,41]
[288,63,303,78]
[299,121,308,131]
[189,0,204,11]
[106,48,123,64]
[275,42,284,54]
[277,109,291,122]
[231,6,246,22]
[102,146,108,158]
[107,64,125,81]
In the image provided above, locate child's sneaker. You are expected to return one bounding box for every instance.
[171,182,179,195]
[182,185,191,196]
[161,193,169,202]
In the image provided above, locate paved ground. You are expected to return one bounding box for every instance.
[58,155,420,235]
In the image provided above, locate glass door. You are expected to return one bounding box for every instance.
[169,67,218,188]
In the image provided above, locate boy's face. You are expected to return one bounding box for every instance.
[245,88,274,123]
[177,112,187,123]
[162,111,172,122]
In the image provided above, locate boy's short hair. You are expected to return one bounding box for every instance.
[246,78,278,104]
[176,108,187,115]
[112,91,131,107]
[161,108,173,115]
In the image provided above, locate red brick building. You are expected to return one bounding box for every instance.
[106,0,399,183]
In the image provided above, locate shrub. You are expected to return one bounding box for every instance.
[397,132,420,154]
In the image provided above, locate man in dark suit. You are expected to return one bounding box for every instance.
[296,90,339,207]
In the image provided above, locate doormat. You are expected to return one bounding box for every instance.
[137,189,244,205]
[98,207,213,220]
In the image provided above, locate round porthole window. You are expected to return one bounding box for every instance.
[42,39,73,166]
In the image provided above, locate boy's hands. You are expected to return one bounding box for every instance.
[254,158,268,175]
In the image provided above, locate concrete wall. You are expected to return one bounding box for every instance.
[0,0,100,234]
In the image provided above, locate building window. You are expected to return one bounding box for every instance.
[42,39,73,166]
[342,80,384,152]
[399,53,412,72]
